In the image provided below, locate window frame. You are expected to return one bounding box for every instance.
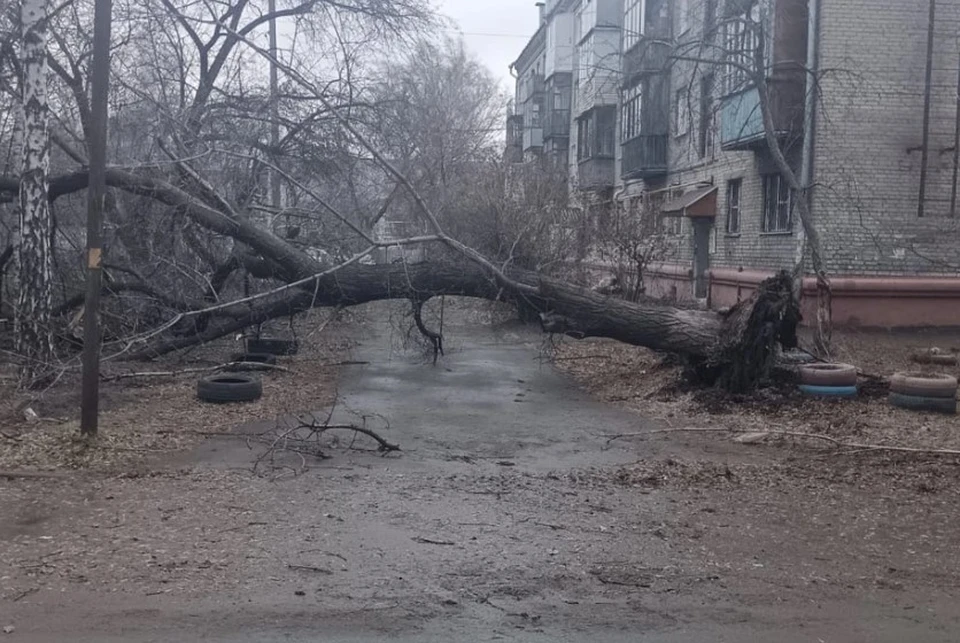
[676,0,690,36]
[722,0,761,95]
[595,106,617,157]
[674,87,690,137]
[698,73,715,157]
[662,214,683,236]
[577,107,616,161]
[725,178,742,234]
[624,0,645,51]
[622,82,643,142]
[761,173,793,233]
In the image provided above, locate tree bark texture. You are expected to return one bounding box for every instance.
[16,0,55,374]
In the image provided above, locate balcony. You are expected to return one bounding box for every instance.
[578,157,615,191]
[719,78,804,151]
[621,134,667,179]
[622,40,670,84]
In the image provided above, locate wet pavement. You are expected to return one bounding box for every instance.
[5,308,960,642]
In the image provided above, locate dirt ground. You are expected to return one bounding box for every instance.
[554,326,960,452]
[2,303,960,642]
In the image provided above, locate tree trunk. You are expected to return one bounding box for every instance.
[16,0,54,380]
[123,260,798,393]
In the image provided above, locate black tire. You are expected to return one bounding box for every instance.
[798,363,858,387]
[230,352,278,365]
[911,351,959,366]
[889,392,957,415]
[197,374,263,403]
[247,338,299,356]
[890,372,958,399]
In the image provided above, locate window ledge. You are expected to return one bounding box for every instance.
[759,230,794,237]
[724,232,741,238]
[577,156,615,164]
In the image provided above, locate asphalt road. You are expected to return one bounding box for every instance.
[4,308,960,642]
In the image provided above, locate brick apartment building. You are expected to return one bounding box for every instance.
[507,0,960,327]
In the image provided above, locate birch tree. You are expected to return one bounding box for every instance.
[16,0,54,380]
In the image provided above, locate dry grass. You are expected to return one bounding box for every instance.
[0,309,354,473]
[553,327,960,453]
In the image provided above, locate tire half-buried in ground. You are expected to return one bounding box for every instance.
[197,374,263,403]
[889,392,957,415]
[798,363,858,387]
[798,384,858,398]
[889,372,958,398]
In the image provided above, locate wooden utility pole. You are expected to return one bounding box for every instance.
[79,0,113,435]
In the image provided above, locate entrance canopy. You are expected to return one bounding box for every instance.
[661,185,718,218]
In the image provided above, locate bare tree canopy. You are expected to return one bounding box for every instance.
[0,0,801,394]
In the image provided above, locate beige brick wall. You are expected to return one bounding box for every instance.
[813,0,960,275]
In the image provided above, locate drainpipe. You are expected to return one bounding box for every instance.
[796,0,821,269]
[918,0,936,218]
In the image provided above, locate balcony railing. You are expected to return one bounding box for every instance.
[578,157,616,191]
[622,40,670,83]
[621,134,667,179]
[720,77,804,151]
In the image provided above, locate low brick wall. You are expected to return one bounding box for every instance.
[707,267,960,328]
[576,261,960,327]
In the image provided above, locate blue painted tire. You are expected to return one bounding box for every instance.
[799,384,858,398]
[889,392,957,415]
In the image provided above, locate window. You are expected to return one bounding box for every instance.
[663,214,683,236]
[624,0,644,51]
[530,102,541,128]
[698,73,715,157]
[762,174,792,232]
[577,118,592,161]
[577,107,616,160]
[596,106,616,157]
[622,83,642,142]
[577,33,593,89]
[676,0,690,35]
[725,178,741,233]
[577,0,597,43]
[722,0,761,94]
[675,88,690,137]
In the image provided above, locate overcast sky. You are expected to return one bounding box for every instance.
[434,0,541,93]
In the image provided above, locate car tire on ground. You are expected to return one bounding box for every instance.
[889,372,958,398]
[911,349,959,366]
[889,392,957,415]
[798,384,858,398]
[197,374,263,403]
[798,363,858,387]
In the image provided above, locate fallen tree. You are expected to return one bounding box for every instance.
[120,256,798,393]
[1,161,801,394]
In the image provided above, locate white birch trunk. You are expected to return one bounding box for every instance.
[16,0,54,374]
